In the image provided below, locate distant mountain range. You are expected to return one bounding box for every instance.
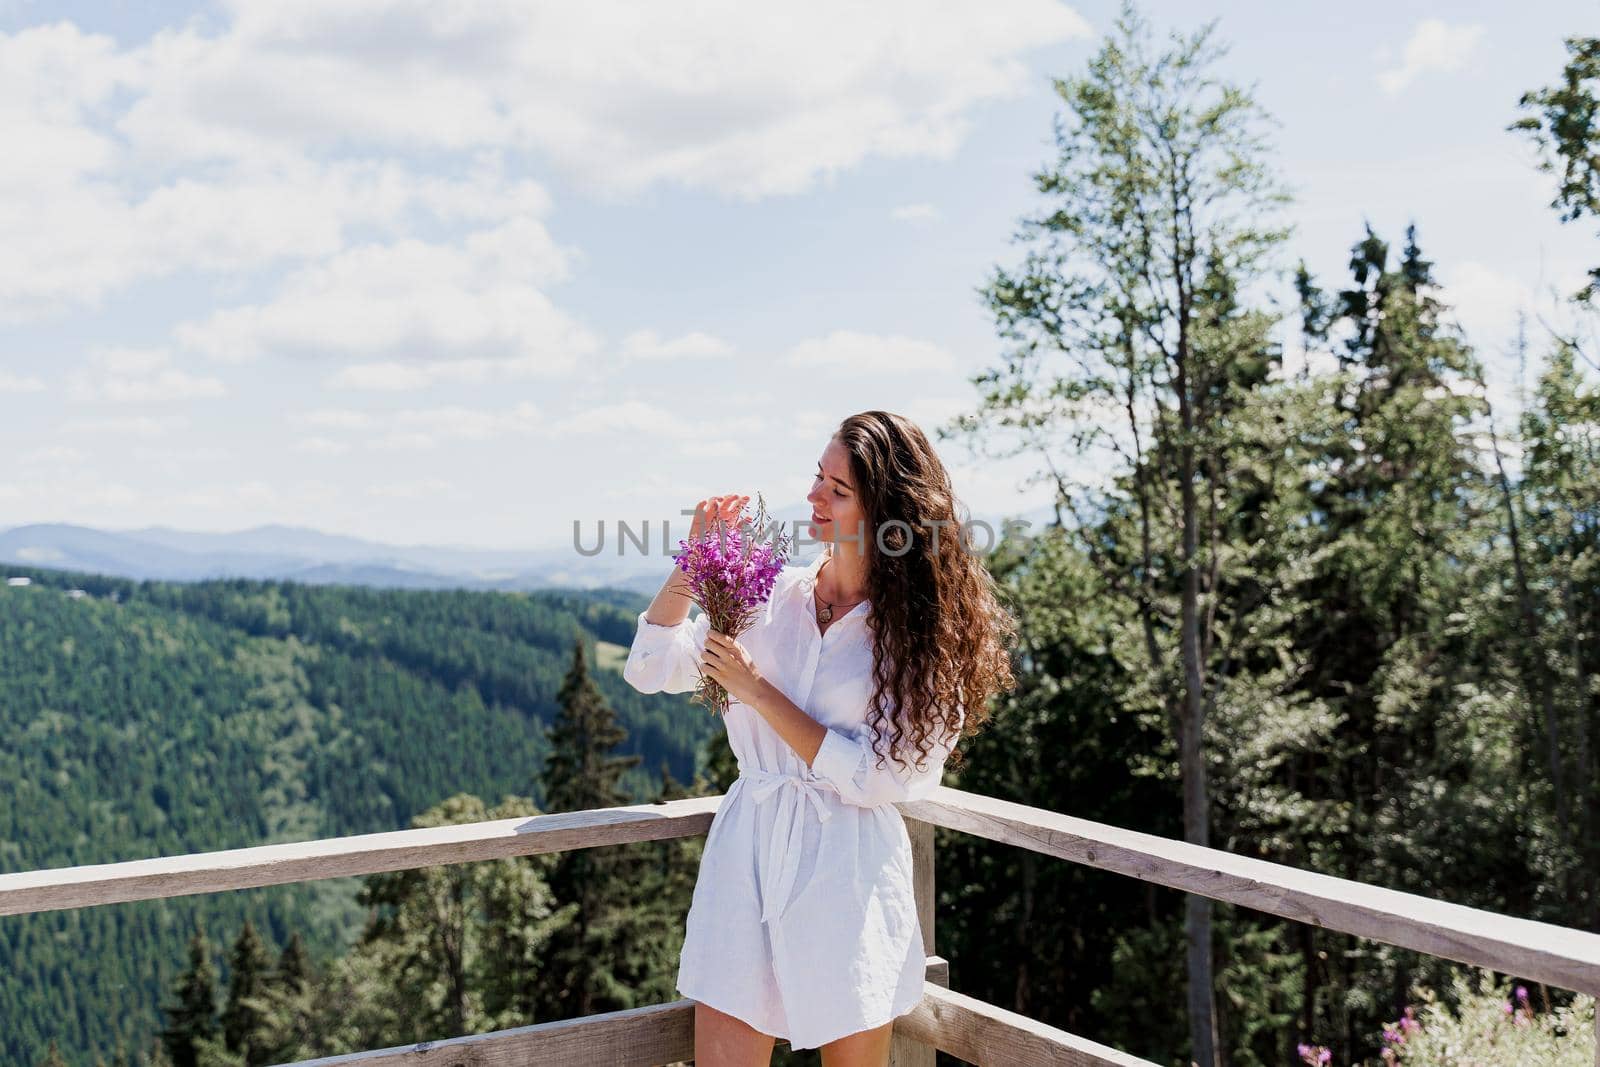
[0,502,1054,595]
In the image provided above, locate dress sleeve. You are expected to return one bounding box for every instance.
[622,608,712,695]
[809,701,966,808]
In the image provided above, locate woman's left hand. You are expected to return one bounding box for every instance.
[702,630,767,708]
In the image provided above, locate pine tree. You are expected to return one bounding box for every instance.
[36,1039,68,1067]
[1517,339,1600,924]
[274,932,311,994]
[1292,222,1507,1059]
[537,637,660,1021]
[220,919,273,1065]
[159,926,220,1067]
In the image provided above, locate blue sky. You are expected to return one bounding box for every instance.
[1,0,1594,553]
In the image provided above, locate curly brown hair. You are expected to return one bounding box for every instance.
[830,411,1018,776]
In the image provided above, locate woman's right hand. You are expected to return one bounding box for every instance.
[688,494,750,543]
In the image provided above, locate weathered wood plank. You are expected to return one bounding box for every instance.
[892,983,1160,1066]
[0,796,722,917]
[274,957,955,1067]
[901,787,1600,997]
[890,818,940,1067]
[271,998,695,1067]
[10,782,1599,1003]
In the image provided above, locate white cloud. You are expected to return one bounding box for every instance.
[681,439,745,458]
[57,413,189,438]
[124,1,1091,199]
[323,354,577,391]
[1437,261,1536,353]
[293,436,352,456]
[547,399,699,439]
[890,202,941,223]
[293,408,375,430]
[323,363,438,391]
[1377,20,1485,95]
[176,217,596,376]
[620,329,735,361]
[787,409,847,444]
[0,370,47,392]
[289,401,542,451]
[785,329,956,374]
[65,347,228,403]
[0,29,557,324]
[543,398,765,442]
[0,2,1089,320]
[15,445,86,466]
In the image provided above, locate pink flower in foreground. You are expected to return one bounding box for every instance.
[673,491,790,715]
[1296,1043,1331,1065]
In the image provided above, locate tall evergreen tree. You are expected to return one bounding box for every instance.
[274,933,311,994]
[1292,223,1514,1058]
[220,919,273,1066]
[159,926,219,1067]
[1517,339,1600,925]
[536,637,667,1021]
[237,931,321,1065]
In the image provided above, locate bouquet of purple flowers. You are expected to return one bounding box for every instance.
[673,491,790,715]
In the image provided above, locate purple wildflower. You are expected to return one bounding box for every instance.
[672,491,791,715]
[1296,1042,1332,1066]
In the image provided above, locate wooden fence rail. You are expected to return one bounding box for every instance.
[4,785,1595,1065]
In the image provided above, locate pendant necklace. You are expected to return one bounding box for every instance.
[815,557,862,626]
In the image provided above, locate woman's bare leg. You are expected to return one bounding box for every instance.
[818,1019,894,1067]
[693,1000,778,1067]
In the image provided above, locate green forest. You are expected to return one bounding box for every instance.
[6,5,1600,1067]
[0,567,724,1064]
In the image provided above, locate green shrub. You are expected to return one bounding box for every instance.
[1296,967,1595,1066]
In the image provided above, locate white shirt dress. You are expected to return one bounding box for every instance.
[622,549,964,1051]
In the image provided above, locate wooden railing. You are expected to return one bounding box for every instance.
[4,785,1598,1066]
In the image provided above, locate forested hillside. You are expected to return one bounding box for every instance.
[0,566,716,1065]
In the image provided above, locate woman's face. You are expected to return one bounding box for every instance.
[806,438,866,548]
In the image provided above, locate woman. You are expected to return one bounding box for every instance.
[623,410,1017,1066]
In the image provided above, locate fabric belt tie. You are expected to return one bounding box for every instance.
[740,767,836,927]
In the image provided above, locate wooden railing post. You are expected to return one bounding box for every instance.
[889,816,940,1067]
